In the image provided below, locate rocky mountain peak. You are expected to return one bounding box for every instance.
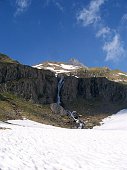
[68,58,88,68]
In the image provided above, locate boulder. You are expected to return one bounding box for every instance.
[50,103,67,115]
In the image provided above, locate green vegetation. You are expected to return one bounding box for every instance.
[70,67,110,78]
[0,53,19,64]
[0,92,71,128]
[1,92,123,129]
[107,70,127,84]
[69,66,127,84]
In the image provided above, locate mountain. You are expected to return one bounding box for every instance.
[0,53,127,128]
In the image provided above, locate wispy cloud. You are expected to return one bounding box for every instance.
[77,0,126,62]
[121,13,127,23]
[103,34,125,62]
[14,0,31,16]
[54,1,63,11]
[96,26,110,38]
[14,0,63,17]
[45,0,63,11]
[77,0,106,27]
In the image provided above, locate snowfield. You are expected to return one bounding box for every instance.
[0,110,127,170]
[33,62,81,75]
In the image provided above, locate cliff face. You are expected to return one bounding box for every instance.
[0,60,127,108]
[0,62,57,104]
[61,76,127,104]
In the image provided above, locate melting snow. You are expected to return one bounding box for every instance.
[33,62,81,75]
[0,110,127,170]
[118,72,127,76]
[94,109,127,130]
[60,64,80,70]
[45,67,55,71]
[48,63,60,67]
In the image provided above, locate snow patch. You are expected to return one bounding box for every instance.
[118,72,127,76]
[1,110,127,170]
[94,109,127,130]
[33,62,82,75]
[60,64,80,70]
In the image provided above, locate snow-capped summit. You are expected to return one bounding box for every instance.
[33,59,87,75]
[33,59,127,83]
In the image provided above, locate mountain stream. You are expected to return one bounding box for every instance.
[57,76,85,129]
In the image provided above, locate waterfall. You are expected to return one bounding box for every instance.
[56,76,85,129]
[67,111,85,129]
[57,76,64,105]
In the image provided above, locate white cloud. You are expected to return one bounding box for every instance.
[103,34,125,62]
[77,0,106,26]
[15,0,31,16]
[76,0,126,62]
[14,0,63,16]
[96,26,110,38]
[121,13,127,23]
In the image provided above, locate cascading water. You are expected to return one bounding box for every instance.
[57,76,64,105]
[67,111,85,129]
[56,76,85,129]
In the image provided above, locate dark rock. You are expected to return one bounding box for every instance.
[50,103,67,115]
[0,62,57,104]
[61,76,127,104]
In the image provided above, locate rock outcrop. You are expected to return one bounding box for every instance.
[61,76,127,104]
[0,62,57,104]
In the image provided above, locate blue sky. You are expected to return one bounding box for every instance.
[0,0,127,71]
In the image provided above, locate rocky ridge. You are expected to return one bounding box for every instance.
[33,60,127,84]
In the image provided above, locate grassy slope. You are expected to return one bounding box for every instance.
[69,67,127,84]
[1,92,124,129]
[0,53,19,64]
[0,92,72,128]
